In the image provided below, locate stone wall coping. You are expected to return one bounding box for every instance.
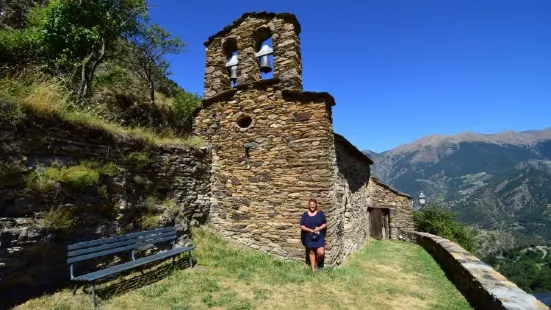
[333,133,373,166]
[402,231,549,310]
[370,176,412,198]
[204,11,302,47]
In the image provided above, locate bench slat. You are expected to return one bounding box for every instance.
[68,231,176,258]
[72,246,194,282]
[68,235,177,264]
[68,227,174,251]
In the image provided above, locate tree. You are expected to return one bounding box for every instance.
[414,204,477,252]
[121,23,186,111]
[37,0,148,101]
[172,89,201,133]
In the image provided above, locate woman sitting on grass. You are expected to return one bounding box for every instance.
[300,198,327,272]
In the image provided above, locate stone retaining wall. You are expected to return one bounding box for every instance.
[0,115,211,293]
[401,231,549,310]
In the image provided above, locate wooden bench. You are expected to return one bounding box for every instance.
[67,227,194,308]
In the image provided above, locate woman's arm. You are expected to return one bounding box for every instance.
[313,212,328,232]
[313,223,327,232]
[299,212,314,232]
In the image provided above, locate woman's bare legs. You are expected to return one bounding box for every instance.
[308,248,317,272]
[316,247,325,267]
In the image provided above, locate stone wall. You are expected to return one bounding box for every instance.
[401,231,549,310]
[369,177,413,239]
[203,12,302,99]
[194,80,335,262]
[329,134,372,265]
[0,115,211,294]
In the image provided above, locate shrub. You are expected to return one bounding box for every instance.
[413,204,477,252]
[26,163,100,193]
[26,166,62,193]
[62,165,100,189]
[126,152,150,168]
[162,198,179,216]
[38,206,74,230]
[0,28,44,73]
[140,212,160,229]
[81,160,119,176]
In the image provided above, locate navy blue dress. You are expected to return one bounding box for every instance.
[300,211,327,248]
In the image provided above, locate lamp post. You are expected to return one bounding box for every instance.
[418,192,426,208]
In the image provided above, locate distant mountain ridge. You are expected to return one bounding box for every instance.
[363,127,551,255]
[389,128,551,156]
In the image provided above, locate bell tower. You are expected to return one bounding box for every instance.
[195,12,339,265]
[202,12,303,99]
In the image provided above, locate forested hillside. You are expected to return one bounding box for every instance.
[485,246,551,293]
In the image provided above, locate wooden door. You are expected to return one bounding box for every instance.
[382,213,389,240]
[370,208,383,240]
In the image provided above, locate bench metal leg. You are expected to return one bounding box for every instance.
[188,251,193,268]
[72,283,79,295]
[91,281,97,308]
[171,254,177,265]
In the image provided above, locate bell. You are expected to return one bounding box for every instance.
[229,65,237,82]
[256,44,273,74]
[259,55,272,73]
[226,54,239,82]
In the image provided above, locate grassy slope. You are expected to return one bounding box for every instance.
[16,227,472,310]
[0,76,202,148]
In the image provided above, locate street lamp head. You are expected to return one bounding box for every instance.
[418,192,426,206]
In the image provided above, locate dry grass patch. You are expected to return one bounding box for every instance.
[16,227,472,310]
[0,76,203,148]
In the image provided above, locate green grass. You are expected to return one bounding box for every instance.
[15,227,472,310]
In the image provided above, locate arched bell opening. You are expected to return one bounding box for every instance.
[223,38,238,87]
[254,27,274,80]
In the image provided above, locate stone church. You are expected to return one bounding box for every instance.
[194,12,413,265]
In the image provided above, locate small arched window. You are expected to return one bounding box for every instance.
[255,27,274,80]
[223,38,238,87]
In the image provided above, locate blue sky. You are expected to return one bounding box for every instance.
[149,0,551,153]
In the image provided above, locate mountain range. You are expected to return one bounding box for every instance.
[363,128,551,255]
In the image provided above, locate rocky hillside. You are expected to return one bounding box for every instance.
[364,128,551,254]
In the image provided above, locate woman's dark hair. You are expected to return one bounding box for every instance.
[308,198,318,206]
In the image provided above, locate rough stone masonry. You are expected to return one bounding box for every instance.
[195,12,413,265]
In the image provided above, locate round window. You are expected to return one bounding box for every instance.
[236,115,253,129]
